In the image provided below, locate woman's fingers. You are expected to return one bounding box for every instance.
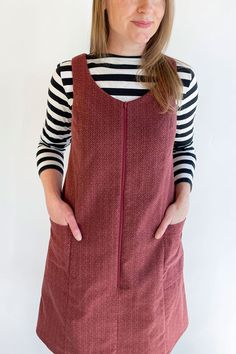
[154,203,176,239]
[154,216,171,240]
[66,213,83,241]
[154,202,187,240]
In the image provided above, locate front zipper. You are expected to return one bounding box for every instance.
[117,102,128,288]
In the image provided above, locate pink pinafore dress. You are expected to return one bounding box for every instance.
[36,53,188,353]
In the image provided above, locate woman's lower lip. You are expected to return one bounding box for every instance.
[132,21,152,28]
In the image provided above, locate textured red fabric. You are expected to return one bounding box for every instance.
[36,53,189,353]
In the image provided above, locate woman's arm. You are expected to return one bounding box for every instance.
[174,64,199,197]
[36,61,73,178]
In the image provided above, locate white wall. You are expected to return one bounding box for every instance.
[1,0,235,353]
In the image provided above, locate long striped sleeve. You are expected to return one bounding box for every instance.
[173,64,199,192]
[36,63,72,177]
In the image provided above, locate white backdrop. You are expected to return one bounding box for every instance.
[1,0,236,353]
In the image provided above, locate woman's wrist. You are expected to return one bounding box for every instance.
[175,182,191,203]
[45,192,62,204]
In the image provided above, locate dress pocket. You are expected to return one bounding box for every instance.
[47,218,72,273]
[163,218,186,289]
[37,218,73,341]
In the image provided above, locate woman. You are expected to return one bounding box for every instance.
[36,0,199,353]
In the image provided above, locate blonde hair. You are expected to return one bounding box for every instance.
[90,0,188,114]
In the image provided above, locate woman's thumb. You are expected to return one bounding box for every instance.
[67,216,82,241]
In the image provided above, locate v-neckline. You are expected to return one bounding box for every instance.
[82,53,153,105]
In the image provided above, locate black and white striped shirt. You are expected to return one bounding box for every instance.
[36,53,199,191]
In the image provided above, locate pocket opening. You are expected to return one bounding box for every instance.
[49,217,69,228]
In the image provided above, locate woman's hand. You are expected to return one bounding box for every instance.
[46,195,82,241]
[154,195,190,240]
